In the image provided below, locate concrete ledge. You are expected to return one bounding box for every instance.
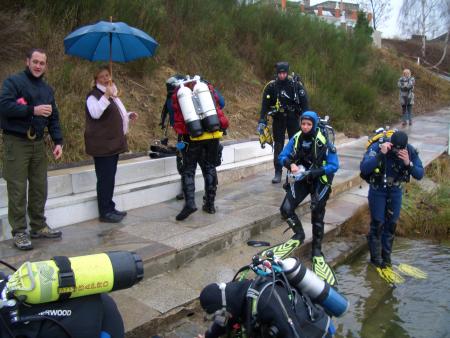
[134,171,362,278]
[118,184,371,337]
[0,148,274,240]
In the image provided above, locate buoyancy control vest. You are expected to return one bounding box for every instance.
[360,128,416,187]
[292,130,332,185]
[245,276,331,338]
[361,144,416,187]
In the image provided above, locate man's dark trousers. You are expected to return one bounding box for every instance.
[94,155,119,216]
[272,114,300,173]
[2,134,48,235]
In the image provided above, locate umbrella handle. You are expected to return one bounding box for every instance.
[109,16,113,79]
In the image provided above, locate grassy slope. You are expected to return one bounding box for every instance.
[340,155,450,239]
[1,1,450,167]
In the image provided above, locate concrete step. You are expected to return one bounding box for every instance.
[116,183,371,337]
[0,141,274,240]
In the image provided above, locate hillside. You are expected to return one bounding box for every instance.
[383,37,450,74]
[1,0,450,166]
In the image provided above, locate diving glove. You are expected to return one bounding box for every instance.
[257,122,267,134]
[308,168,325,179]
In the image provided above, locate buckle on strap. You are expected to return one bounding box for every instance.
[52,256,76,300]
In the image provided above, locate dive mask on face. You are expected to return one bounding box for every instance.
[204,308,232,327]
[204,283,231,327]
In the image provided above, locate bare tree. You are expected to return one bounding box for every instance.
[432,0,450,69]
[398,0,447,59]
[361,0,391,31]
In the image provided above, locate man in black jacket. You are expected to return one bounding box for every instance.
[258,62,309,183]
[0,48,63,250]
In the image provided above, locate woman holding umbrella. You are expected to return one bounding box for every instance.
[85,65,138,223]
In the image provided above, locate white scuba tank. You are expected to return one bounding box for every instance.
[177,83,203,137]
[193,81,220,132]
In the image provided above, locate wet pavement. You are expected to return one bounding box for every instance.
[0,108,449,337]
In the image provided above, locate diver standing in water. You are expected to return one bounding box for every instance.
[360,130,423,271]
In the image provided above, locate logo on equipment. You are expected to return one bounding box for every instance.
[38,309,72,317]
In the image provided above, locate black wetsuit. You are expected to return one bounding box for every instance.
[203,279,330,338]
[0,293,124,338]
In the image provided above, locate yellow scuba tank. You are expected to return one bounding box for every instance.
[6,251,143,304]
[365,127,396,149]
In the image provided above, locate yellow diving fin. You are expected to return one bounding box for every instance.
[312,256,338,286]
[259,126,273,150]
[376,266,405,286]
[395,263,428,279]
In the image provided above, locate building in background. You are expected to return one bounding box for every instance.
[299,0,365,31]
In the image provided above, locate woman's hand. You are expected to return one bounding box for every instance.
[104,83,114,98]
[129,112,139,122]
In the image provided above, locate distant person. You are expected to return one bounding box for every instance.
[0,48,63,250]
[397,68,415,126]
[85,65,138,223]
[360,130,424,268]
[257,61,309,183]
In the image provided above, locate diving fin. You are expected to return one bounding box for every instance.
[395,263,428,279]
[375,266,405,286]
[312,255,338,286]
[235,238,301,282]
[258,239,301,259]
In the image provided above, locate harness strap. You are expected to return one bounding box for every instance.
[250,281,304,338]
[52,256,76,301]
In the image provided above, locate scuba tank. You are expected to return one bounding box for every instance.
[193,81,220,132]
[281,257,349,317]
[177,83,203,137]
[6,251,143,304]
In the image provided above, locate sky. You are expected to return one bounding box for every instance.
[375,0,403,38]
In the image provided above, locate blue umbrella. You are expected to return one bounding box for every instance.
[64,20,158,75]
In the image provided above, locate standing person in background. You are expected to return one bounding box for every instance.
[398,68,415,127]
[161,74,225,201]
[257,61,309,184]
[171,76,229,221]
[85,65,138,223]
[0,48,63,250]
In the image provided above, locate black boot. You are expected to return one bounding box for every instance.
[368,221,384,267]
[176,203,197,221]
[176,177,197,221]
[381,250,391,267]
[381,222,396,267]
[202,196,216,214]
[202,165,217,214]
[287,216,305,242]
[272,171,282,184]
[311,211,325,257]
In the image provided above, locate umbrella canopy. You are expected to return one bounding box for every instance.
[64,21,158,62]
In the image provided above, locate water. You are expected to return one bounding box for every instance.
[334,239,450,338]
